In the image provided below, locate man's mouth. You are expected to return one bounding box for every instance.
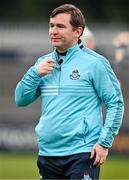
[51,37,61,40]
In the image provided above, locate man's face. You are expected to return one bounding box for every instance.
[49,13,82,52]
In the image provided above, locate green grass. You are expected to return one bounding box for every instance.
[0,152,129,179]
[100,155,129,179]
[0,152,39,179]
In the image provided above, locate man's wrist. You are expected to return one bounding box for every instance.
[98,143,109,149]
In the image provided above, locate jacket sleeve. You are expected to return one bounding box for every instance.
[15,66,41,106]
[92,57,124,148]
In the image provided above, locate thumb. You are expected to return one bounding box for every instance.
[90,148,95,159]
[46,58,54,63]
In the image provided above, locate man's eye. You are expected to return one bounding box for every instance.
[57,25,65,28]
[49,23,54,27]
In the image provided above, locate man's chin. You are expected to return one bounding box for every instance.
[52,43,61,48]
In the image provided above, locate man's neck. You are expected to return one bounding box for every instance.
[56,49,67,56]
[56,40,79,53]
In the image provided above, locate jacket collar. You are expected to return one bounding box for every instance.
[52,39,84,65]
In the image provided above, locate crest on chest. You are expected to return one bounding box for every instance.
[69,69,80,80]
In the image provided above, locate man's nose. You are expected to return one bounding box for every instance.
[50,27,58,34]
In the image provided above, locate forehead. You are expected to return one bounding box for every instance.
[50,13,71,24]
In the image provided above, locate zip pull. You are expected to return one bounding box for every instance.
[58,59,63,65]
[58,59,63,71]
[83,171,92,180]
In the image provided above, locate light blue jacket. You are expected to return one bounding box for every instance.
[15,43,124,156]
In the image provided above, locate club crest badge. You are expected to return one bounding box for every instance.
[70,69,80,80]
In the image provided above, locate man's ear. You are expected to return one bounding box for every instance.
[75,27,83,38]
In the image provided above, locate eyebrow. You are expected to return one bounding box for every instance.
[49,23,66,27]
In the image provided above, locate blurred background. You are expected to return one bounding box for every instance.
[0,0,129,179]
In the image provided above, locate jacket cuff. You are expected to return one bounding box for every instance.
[97,137,114,148]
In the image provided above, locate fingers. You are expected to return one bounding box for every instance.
[93,156,105,166]
[46,57,54,63]
[46,58,54,65]
[36,58,54,76]
[90,143,108,167]
[90,148,104,166]
[100,158,106,164]
[90,148,95,159]
[42,58,54,68]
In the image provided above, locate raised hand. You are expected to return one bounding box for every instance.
[37,58,54,77]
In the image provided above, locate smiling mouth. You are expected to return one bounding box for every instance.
[52,38,60,40]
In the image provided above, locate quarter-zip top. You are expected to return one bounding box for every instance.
[15,43,124,156]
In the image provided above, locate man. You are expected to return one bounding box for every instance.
[15,4,124,180]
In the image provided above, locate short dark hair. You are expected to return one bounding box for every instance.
[50,4,85,32]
